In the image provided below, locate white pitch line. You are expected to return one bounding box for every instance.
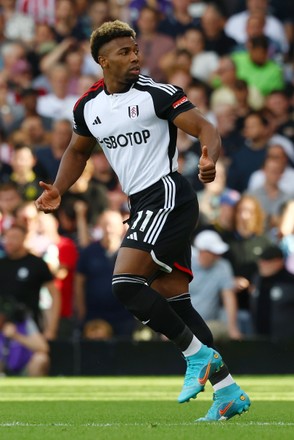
[0,421,294,428]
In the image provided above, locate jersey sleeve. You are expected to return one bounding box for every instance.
[72,97,93,137]
[150,84,195,121]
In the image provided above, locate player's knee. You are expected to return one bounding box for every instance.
[112,274,159,320]
[112,274,146,300]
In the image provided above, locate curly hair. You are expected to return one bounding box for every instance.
[90,20,136,64]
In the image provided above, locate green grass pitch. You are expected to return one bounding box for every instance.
[0,376,293,440]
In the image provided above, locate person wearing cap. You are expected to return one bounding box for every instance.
[251,244,294,340]
[190,230,243,341]
[247,134,294,195]
[213,188,241,240]
[8,88,53,135]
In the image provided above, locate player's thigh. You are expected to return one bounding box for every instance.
[114,246,159,278]
[151,267,190,298]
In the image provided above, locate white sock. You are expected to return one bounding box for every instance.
[182,335,202,357]
[212,374,235,392]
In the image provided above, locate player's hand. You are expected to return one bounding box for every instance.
[35,181,61,213]
[198,145,216,184]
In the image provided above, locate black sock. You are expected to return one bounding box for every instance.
[168,293,230,381]
[168,293,214,347]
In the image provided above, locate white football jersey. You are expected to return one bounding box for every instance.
[73,75,195,195]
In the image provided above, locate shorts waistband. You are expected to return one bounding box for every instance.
[129,172,179,204]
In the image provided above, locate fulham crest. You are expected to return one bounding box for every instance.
[128,105,139,119]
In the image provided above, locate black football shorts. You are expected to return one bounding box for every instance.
[121,171,199,278]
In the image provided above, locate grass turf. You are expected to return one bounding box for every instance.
[0,376,293,440]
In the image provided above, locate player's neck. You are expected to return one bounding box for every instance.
[103,77,134,95]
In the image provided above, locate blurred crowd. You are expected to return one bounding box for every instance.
[0,0,294,376]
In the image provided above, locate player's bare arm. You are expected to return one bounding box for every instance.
[35,133,97,212]
[173,108,221,183]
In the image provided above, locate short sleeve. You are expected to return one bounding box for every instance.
[73,97,93,137]
[146,84,195,121]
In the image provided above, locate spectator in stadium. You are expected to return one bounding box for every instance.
[225,0,289,55]
[158,0,200,38]
[0,182,22,233]
[6,143,43,202]
[34,118,73,183]
[135,5,176,82]
[63,46,87,95]
[159,48,193,88]
[82,0,111,38]
[234,12,284,61]
[209,56,264,112]
[0,223,61,340]
[0,295,50,376]
[231,79,256,131]
[60,157,109,237]
[226,110,270,192]
[251,244,294,340]
[179,27,219,83]
[53,0,87,42]
[75,209,136,338]
[264,90,294,143]
[276,200,294,275]
[9,88,53,136]
[223,194,272,335]
[13,200,51,256]
[186,81,215,123]
[0,41,29,80]
[15,0,56,26]
[37,212,78,340]
[212,103,245,158]
[129,0,171,24]
[246,156,292,234]
[190,230,242,341]
[35,19,250,421]
[0,130,13,182]
[36,63,79,121]
[18,115,52,152]
[247,134,294,195]
[1,0,35,44]
[38,38,96,96]
[30,22,58,75]
[231,35,285,97]
[198,2,237,56]
[0,70,23,137]
[212,189,241,241]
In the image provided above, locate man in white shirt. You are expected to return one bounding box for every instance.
[225,0,289,54]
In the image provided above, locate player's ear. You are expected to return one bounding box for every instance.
[98,55,107,68]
